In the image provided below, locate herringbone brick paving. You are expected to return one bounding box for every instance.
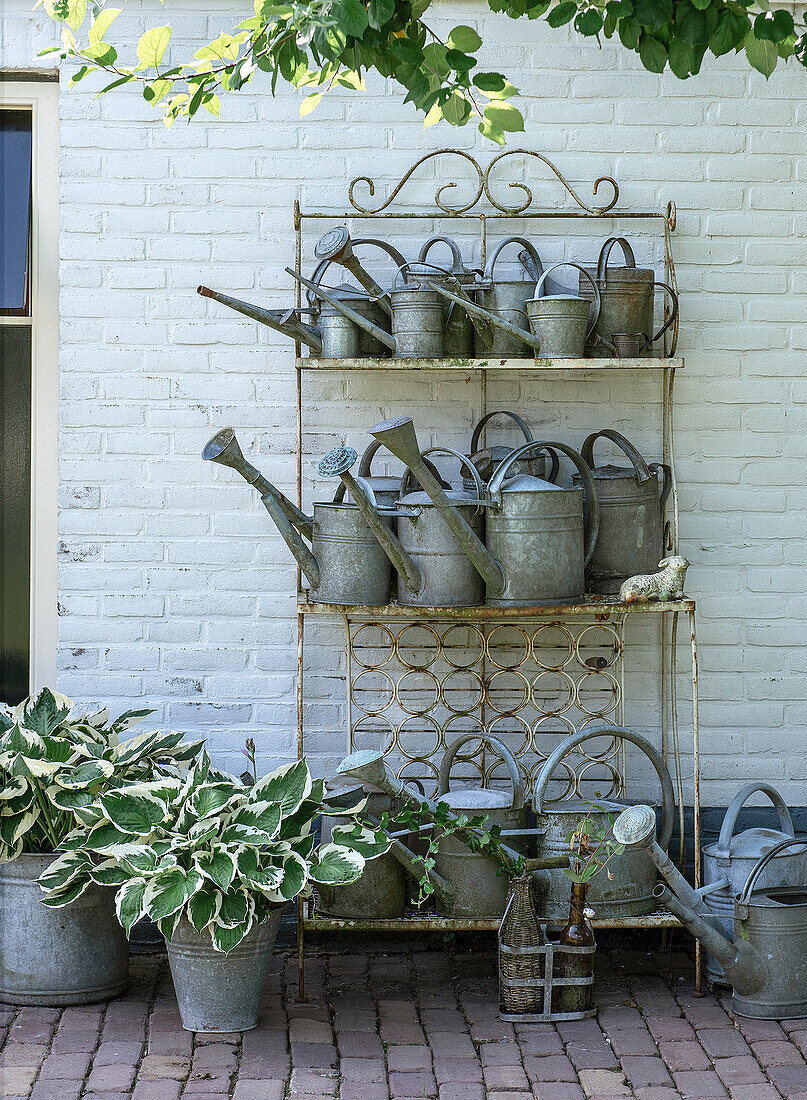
[2,939,807,1099]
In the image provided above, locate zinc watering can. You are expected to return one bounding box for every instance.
[614,805,807,1020]
[532,724,675,920]
[203,429,398,606]
[474,236,544,357]
[701,783,807,986]
[578,237,679,357]
[336,749,569,919]
[572,429,672,594]
[369,417,600,608]
[461,411,559,493]
[418,236,478,356]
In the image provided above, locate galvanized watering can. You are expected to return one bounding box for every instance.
[474,236,543,357]
[614,805,807,1019]
[572,429,672,594]
[369,417,600,608]
[579,237,678,357]
[462,411,558,493]
[336,749,568,920]
[203,429,397,606]
[418,236,477,356]
[433,734,527,918]
[702,783,807,986]
[532,724,675,920]
[317,780,405,919]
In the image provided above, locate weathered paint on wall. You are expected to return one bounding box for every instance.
[3,0,806,801]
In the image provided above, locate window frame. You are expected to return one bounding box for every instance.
[1,80,59,694]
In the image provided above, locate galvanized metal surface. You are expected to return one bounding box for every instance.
[0,854,128,1006]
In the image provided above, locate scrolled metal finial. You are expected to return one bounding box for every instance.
[666,200,677,231]
[318,446,358,478]
[348,149,484,215]
[483,150,619,215]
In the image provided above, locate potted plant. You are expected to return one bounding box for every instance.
[42,750,390,1032]
[0,688,203,1006]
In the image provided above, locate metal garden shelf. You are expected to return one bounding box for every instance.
[290,149,700,997]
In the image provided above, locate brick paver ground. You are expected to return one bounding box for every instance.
[2,936,807,1099]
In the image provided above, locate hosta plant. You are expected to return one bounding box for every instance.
[0,687,204,862]
[41,754,390,953]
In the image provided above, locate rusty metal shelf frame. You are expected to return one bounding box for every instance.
[290,150,699,997]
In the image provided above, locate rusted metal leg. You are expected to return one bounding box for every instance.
[690,607,704,996]
[296,902,307,1003]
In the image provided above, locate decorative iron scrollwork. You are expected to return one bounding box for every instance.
[348,149,485,214]
[484,150,619,215]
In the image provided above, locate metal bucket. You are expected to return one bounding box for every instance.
[433,735,526,919]
[309,500,394,606]
[418,237,476,356]
[166,909,284,1032]
[527,263,601,359]
[0,853,129,1006]
[391,263,448,359]
[475,236,542,358]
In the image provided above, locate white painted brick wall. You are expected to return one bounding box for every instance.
[4,0,807,802]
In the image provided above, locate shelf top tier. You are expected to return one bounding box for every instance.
[297,357,683,372]
[299,598,694,619]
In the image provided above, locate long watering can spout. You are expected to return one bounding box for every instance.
[318,448,424,597]
[202,428,313,536]
[197,285,323,354]
[259,493,320,590]
[314,227,393,316]
[367,417,505,596]
[427,282,542,353]
[286,268,397,353]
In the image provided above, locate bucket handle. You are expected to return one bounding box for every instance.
[306,237,407,310]
[418,236,467,276]
[738,836,807,905]
[648,463,673,511]
[392,259,453,292]
[535,262,601,341]
[715,782,796,864]
[437,733,525,812]
[488,440,600,568]
[471,412,560,485]
[399,446,487,513]
[596,236,637,283]
[581,429,654,485]
[532,723,675,855]
[330,474,379,508]
[643,281,679,351]
[484,236,543,283]
[333,441,449,504]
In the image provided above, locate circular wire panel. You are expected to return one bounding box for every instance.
[487,668,530,716]
[350,714,397,756]
[575,670,620,718]
[485,624,530,670]
[396,623,441,671]
[442,668,485,715]
[530,624,575,670]
[441,624,485,670]
[351,624,395,670]
[530,669,576,716]
[575,623,621,669]
[396,713,443,763]
[396,669,441,716]
[351,669,395,716]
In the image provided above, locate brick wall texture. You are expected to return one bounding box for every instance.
[4,0,806,802]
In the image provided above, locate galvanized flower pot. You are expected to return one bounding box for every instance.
[166,910,284,1033]
[0,853,129,1006]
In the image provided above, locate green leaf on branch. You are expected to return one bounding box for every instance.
[137,26,172,68]
[483,100,525,132]
[745,28,778,74]
[368,0,394,28]
[632,0,672,28]
[676,0,719,45]
[575,8,604,35]
[334,0,369,37]
[754,9,794,42]
[89,7,121,43]
[547,2,577,27]
[447,25,482,51]
[473,71,518,99]
[639,31,667,69]
[710,8,749,55]
[618,15,642,46]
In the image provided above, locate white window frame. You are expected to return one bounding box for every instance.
[1,79,59,693]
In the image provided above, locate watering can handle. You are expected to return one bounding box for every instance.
[399,446,486,508]
[596,236,637,282]
[535,262,601,341]
[332,442,448,503]
[581,429,654,484]
[393,260,454,291]
[437,733,525,812]
[484,236,543,282]
[644,281,679,350]
[418,236,466,275]
[738,836,807,904]
[470,411,533,453]
[532,723,675,854]
[306,237,407,309]
[488,440,600,568]
[648,463,673,511]
[715,782,796,864]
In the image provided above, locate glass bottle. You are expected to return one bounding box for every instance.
[553,881,595,1014]
[499,874,545,1014]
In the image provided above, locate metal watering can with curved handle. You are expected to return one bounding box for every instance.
[462,411,559,493]
[579,236,678,358]
[475,236,544,357]
[614,806,807,1019]
[532,724,675,920]
[433,734,528,918]
[572,429,672,594]
[369,416,600,608]
[701,782,807,986]
[417,236,478,356]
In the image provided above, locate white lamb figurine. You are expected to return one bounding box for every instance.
[619,556,689,605]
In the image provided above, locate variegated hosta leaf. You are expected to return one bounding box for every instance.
[218,822,278,846]
[193,846,237,891]
[0,786,35,816]
[0,776,29,801]
[211,921,250,954]
[90,858,132,887]
[252,759,312,817]
[171,736,206,765]
[227,800,282,838]
[7,756,63,780]
[115,878,146,935]
[330,821,391,860]
[15,687,73,735]
[278,852,308,901]
[99,789,168,835]
[107,843,159,876]
[40,874,91,908]
[217,887,253,930]
[188,781,243,821]
[0,806,40,847]
[308,843,366,885]
[54,758,114,789]
[82,819,139,852]
[0,836,23,863]
[0,704,13,733]
[47,786,97,815]
[188,884,221,932]
[38,849,91,893]
[111,707,153,734]
[143,866,203,921]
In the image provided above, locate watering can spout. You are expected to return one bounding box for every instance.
[202,428,313,538]
[197,285,323,354]
[318,448,424,597]
[427,282,542,353]
[286,268,397,352]
[367,417,506,596]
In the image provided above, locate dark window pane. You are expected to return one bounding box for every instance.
[0,325,31,704]
[1,111,33,315]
